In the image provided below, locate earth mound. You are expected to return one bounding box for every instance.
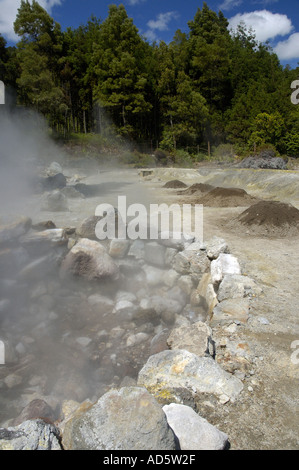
[163,180,188,189]
[197,187,258,207]
[233,200,299,237]
[177,183,215,195]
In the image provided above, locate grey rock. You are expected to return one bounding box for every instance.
[128,240,145,259]
[0,419,62,450]
[163,403,229,450]
[0,216,32,245]
[158,232,195,250]
[76,215,101,240]
[62,387,176,450]
[217,274,262,302]
[206,236,229,260]
[211,298,250,326]
[47,162,63,175]
[174,249,210,281]
[138,350,243,403]
[109,239,130,258]
[167,321,214,358]
[144,242,166,267]
[41,190,69,212]
[60,238,119,281]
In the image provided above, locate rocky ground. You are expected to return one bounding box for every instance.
[0,159,298,450]
[144,167,299,450]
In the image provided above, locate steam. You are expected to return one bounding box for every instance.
[0,107,64,216]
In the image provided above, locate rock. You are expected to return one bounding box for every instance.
[40,173,67,191]
[191,273,218,316]
[158,232,194,250]
[177,275,194,295]
[126,332,150,347]
[12,399,56,427]
[238,154,287,170]
[174,249,210,281]
[113,300,137,321]
[210,298,250,325]
[47,162,63,175]
[19,229,68,255]
[211,254,241,285]
[163,403,229,450]
[164,269,180,288]
[0,420,62,450]
[61,186,85,199]
[87,294,114,311]
[60,238,119,281]
[109,239,130,258]
[167,322,214,358]
[150,330,170,355]
[127,240,145,259]
[137,350,243,404]
[206,237,229,260]
[217,274,262,302]
[76,337,92,348]
[41,190,69,211]
[0,216,32,245]
[144,242,166,267]
[4,374,23,389]
[62,387,176,450]
[32,221,56,231]
[76,216,101,240]
[143,265,167,287]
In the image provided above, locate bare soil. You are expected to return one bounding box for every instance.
[144,168,299,450]
[192,186,260,207]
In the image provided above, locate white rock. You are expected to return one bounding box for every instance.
[163,403,229,450]
[211,254,241,285]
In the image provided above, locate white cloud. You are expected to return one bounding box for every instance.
[274,33,299,61]
[228,10,293,43]
[0,0,63,42]
[147,11,179,32]
[144,11,179,43]
[219,0,243,11]
[127,0,146,4]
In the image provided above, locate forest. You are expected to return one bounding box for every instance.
[1,0,299,160]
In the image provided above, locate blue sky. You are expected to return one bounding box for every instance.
[1,0,299,67]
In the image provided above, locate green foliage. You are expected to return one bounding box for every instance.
[2,1,296,157]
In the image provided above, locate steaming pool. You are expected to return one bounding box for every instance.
[0,164,209,426]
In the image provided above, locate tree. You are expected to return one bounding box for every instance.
[91,4,152,138]
[14,0,68,131]
[160,71,208,150]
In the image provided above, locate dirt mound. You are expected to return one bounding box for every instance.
[177,183,214,195]
[233,200,299,237]
[198,187,258,207]
[163,180,188,189]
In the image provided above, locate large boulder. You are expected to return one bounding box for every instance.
[0,419,62,450]
[60,238,119,281]
[167,321,214,358]
[0,216,32,245]
[173,249,210,281]
[137,350,243,404]
[62,387,177,450]
[163,403,229,450]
